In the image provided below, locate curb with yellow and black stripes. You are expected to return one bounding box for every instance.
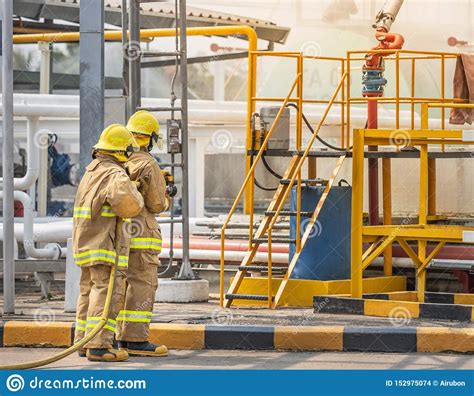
[0,321,472,354]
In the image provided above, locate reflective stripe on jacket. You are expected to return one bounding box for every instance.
[127,151,167,258]
[72,154,144,268]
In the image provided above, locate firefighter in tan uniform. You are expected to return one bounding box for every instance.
[73,124,144,362]
[115,110,170,357]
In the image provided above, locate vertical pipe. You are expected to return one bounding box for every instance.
[296,55,303,253]
[418,144,428,302]
[367,100,379,225]
[346,53,351,149]
[410,58,415,129]
[395,52,400,129]
[340,60,345,149]
[247,54,256,246]
[129,0,141,113]
[381,52,399,274]
[382,158,392,276]
[428,56,444,218]
[351,129,364,298]
[244,51,257,215]
[79,0,104,175]
[121,0,130,118]
[427,159,436,217]
[38,42,51,216]
[2,0,15,313]
[267,229,273,308]
[177,0,194,279]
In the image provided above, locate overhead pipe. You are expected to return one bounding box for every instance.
[11,26,258,49]
[0,191,63,259]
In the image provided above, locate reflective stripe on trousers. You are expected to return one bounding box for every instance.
[74,249,117,265]
[74,250,128,268]
[130,237,162,251]
[75,318,87,332]
[116,310,153,323]
[86,317,117,332]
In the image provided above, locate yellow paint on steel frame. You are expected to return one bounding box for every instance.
[13,25,259,214]
[351,123,474,299]
[220,74,301,307]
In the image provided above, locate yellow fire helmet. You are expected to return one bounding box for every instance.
[93,123,140,159]
[126,110,163,150]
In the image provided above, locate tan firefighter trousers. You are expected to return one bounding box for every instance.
[115,251,159,342]
[74,264,125,349]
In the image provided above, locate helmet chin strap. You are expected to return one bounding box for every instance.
[147,133,158,152]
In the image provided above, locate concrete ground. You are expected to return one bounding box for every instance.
[1,348,472,370]
[3,295,473,328]
[2,279,473,328]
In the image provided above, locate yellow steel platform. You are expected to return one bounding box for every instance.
[231,276,407,307]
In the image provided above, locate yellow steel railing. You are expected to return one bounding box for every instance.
[351,102,474,301]
[267,73,348,308]
[244,51,347,214]
[219,73,301,307]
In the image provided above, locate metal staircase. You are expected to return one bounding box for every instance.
[220,70,348,309]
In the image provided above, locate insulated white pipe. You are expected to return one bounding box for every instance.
[0,217,210,243]
[0,118,49,190]
[0,94,439,129]
[0,191,62,259]
[158,247,289,264]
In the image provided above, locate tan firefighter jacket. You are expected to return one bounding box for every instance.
[72,154,144,268]
[126,150,167,258]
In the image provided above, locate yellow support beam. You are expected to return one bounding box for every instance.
[351,129,365,298]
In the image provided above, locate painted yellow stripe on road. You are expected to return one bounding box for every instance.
[119,310,153,316]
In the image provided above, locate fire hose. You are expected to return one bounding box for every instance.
[0,264,117,370]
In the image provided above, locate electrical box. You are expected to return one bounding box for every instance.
[167,119,182,154]
[260,106,290,150]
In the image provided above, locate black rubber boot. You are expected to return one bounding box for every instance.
[121,341,168,357]
[117,341,128,349]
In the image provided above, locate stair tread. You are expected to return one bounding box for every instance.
[252,238,296,243]
[280,178,327,185]
[265,210,313,216]
[225,294,274,301]
[239,265,287,271]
